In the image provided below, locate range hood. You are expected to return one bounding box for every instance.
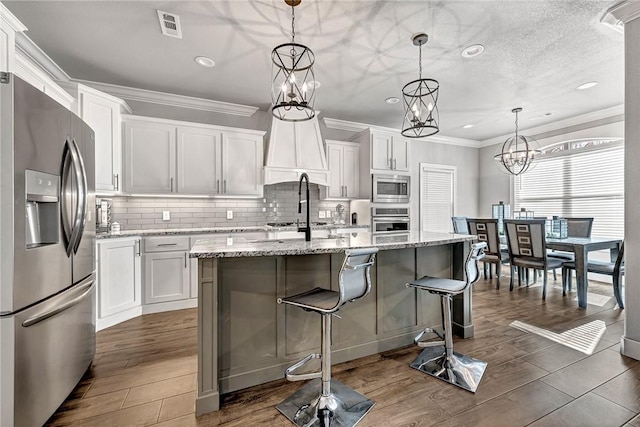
[264,116,330,186]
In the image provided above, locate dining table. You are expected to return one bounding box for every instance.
[546,237,622,309]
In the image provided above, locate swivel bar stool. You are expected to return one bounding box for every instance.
[276,247,378,427]
[406,242,487,393]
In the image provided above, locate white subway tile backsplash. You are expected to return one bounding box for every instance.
[109,183,351,230]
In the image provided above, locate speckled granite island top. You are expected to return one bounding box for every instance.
[190,231,475,258]
[96,224,367,239]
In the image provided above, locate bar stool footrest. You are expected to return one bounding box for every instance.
[410,346,487,393]
[414,327,445,348]
[276,378,375,427]
[285,353,322,382]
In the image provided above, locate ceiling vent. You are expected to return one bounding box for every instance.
[157,10,182,39]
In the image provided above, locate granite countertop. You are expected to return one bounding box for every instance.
[190,231,475,258]
[96,224,369,239]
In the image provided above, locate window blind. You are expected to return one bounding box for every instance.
[420,165,455,232]
[514,144,624,239]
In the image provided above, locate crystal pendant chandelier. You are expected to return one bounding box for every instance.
[271,0,316,122]
[493,108,541,175]
[401,33,439,138]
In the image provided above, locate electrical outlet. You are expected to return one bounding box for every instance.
[162,211,170,221]
[319,211,326,219]
[326,210,332,218]
[226,210,233,219]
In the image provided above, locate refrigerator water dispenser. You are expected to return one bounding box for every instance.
[25,170,60,248]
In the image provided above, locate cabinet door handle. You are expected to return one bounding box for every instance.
[387,157,391,168]
[157,243,177,246]
[224,180,227,194]
[184,253,187,269]
[393,158,397,170]
[170,177,174,192]
[217,179,220,194]
[344,185,348,197]
[114,173,119,191]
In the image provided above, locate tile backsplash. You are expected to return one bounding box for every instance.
[107,183,350,230]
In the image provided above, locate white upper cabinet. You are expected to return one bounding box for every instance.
[222,131,263,196]
[124,120,177,193]
[61,83,132,193]
[177,126,221,194]
[371,131,410,172]
[323,140,360,200]
[123,115,265,197]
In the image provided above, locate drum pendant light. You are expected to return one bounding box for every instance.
[271,0,316,122]
[401,33,440,138]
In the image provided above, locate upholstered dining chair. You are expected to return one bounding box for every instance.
[504,219,565,300]
[562,241,625,308]
[467,218,509,288]
[451,216,469,234]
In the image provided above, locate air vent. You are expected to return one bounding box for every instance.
[157,10,182,39]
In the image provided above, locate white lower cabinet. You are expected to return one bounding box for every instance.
[96,237,142,331]
[142,236,193,312]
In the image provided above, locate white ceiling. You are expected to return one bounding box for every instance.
[3,0,624,141]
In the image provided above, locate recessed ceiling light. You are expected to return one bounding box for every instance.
[577,81,598,90]
[306,80,321,89]
[462,124,474,129]
[461,44,485,58]
[194,56,216,68]
[385,97,400,104]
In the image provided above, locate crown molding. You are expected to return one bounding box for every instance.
[479,104,625,148]
[14,32,70,82]
[603,1,640,29]
[0,3,27,32]
[322,117,369,133]
[323,117,481,148]
[72,79,259,117]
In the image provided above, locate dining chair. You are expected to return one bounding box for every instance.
[504,219,565,299]
[562,241,625,308]
[451,216,469,234]
[548,217,594,280]
[467,218,509,288]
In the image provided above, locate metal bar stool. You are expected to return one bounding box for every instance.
[276,247,378,427]
[406,242,487,393]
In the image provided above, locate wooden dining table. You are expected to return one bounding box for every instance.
[546,237,622,309]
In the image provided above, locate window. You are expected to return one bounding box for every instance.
[420,163,456,232]
[513,139,624,239]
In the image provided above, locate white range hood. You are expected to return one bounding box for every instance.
[264,116,330,186]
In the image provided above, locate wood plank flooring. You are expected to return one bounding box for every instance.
[46,273,640,426]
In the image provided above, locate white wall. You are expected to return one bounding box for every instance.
[410,140,480,226]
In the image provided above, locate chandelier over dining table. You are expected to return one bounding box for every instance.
[494,107,541,175]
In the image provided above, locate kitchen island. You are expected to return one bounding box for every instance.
[190,230,476,415]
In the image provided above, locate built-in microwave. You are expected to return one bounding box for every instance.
[371,207,410,234]
[372,174,410,203]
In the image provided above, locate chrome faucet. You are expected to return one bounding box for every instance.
[298,173,311,242]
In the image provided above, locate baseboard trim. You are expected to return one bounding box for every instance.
[195,390,220,415]
[142,299,197,314]
[621,335,640,361]
[97,306,143,331]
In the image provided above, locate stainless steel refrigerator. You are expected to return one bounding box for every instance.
[0,73,96,427]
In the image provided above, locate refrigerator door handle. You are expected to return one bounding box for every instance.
[60,139,75,255]
[71,138,88,254]
[21,275,95,328]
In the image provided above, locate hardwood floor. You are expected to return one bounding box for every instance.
[46,274,640,426]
